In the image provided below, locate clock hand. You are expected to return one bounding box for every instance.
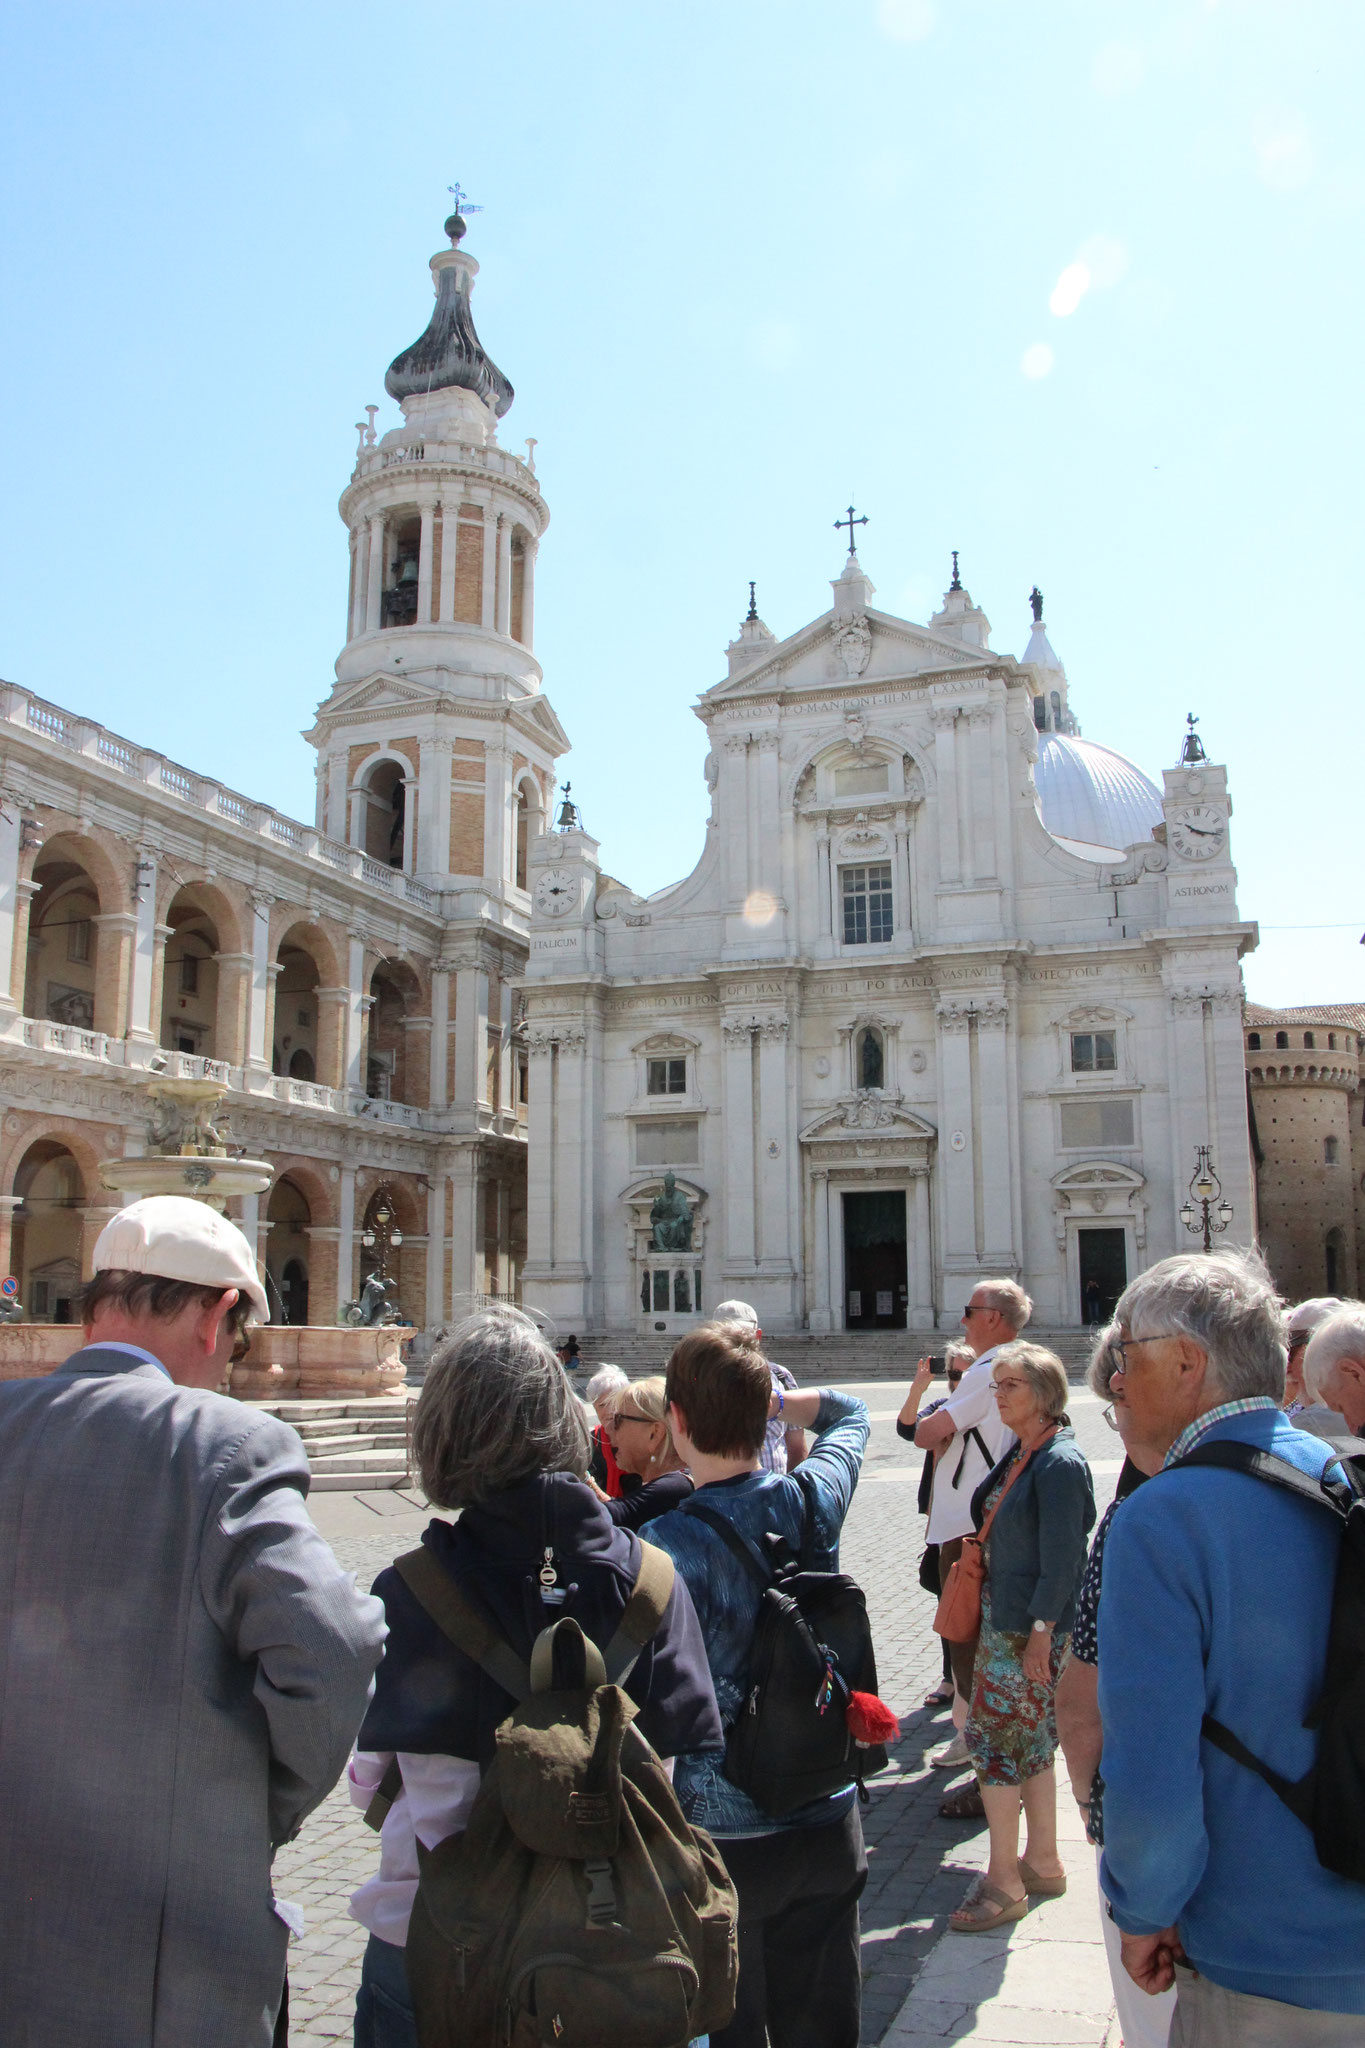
[1184,825,1220,837]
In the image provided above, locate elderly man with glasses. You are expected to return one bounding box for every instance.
[1097,1248,1365,2045]
[915,1280,1030,1765]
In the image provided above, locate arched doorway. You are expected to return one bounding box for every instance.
[160,891,221,1057]
[266,1177,312,1326]
[367,959,425,1105]
[273,944,320,1079]
[23,857,100,1029]
[11,1140,86,1321]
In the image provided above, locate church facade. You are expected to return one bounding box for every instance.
[522,561,1258,1338]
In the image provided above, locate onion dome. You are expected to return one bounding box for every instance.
[385,212,514,416]
[1035,733,1164,860]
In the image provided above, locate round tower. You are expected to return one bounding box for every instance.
[335,208,550,698]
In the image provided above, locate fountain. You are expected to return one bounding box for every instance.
[0,1073,406,1402]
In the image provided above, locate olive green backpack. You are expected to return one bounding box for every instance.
[366,1544,739,2048]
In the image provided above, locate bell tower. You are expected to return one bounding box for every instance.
[307,204,566,895]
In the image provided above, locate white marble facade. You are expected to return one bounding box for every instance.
[522,557,1257,1337]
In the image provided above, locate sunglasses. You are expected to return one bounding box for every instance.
[613,1411,653,1427]
[962,1304,991,1319]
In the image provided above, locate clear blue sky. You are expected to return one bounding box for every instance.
[2,0,1360,1006]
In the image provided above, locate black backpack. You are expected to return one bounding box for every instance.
[681,1484,888,1817]
[1177,1439,1365,1884]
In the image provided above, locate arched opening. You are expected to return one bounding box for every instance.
[1275,1031,1289,1050]
[358,759,407,869]
[513,775,546,892]
[273,944,320,1079]
[367,959,425,1105]
[266,1176,312,1326]
[24,856,101,1028]
[1326,1227,1345,1295]
[10,1140,86,1321]
[380,511,421,628]
[159,891,221,1057]
[288,1047,315,1081]
[858,1027,884,1091]
[1304,1031,1316,1050]
[1247,1032,1261,1050]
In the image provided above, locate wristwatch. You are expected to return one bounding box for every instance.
[1031,1618,1052,1633]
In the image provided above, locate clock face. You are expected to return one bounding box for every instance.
[1169,806,1227,862]
[534,867,578,918]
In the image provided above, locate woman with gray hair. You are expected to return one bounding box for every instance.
[345,1308,722,2048]
[948,1340,1095,1934]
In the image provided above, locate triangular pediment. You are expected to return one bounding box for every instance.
[800,1095,938,1145]
[701,606,1007,710]
[314,671,443,721]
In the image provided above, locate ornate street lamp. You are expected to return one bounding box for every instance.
[360,1188,404,1284]
[1180,1145,1234,1252]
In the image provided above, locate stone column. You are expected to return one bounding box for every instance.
[968,709,996,881]
[124,851,160,1043]
[448,1145,483,1305]
[721,1017,757,1271]
[425,1176,447,1328]
[8,876,39,1015]
[495,515,512,636]
[350,523,370,641]
[809,1168,832,1333]
[403,1014,432,1108]
[894,813,913,937]
[0,1192,22,1282]
[756,733,782,909]
[418,737,452,875]
[336,1168,356,1314]
[909,1168,934,1329]
[814,828,833,939]
[480,507,498,629]
[976,998,1016,1264]
[497,975,515,1120]
[484,744,513,892]
[757,1016,790,1268]
[92,912,136,1039]
[428,966,451,1111]
[521,538,537,648]
[344,932,368,1091]
[364,512,385,632]
[245,893,274,1077]
[931,706,961,885]
[416,500,436,627]
[315,988,348,1092]
[936,1001,975,1268]
[0,797,23,1018]
[454,955,490,1107]
[438,504,458,622]
[552,1032,587,1280]
[214,951,252,1067]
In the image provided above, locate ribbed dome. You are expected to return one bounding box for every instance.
[385,225,514,416]
[1035,733,1163,858]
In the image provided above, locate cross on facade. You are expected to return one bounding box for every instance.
[834,505,868,556]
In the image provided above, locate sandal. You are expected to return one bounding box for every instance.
[1018,1858,1067,1898]
[923,1680,955,1708]
[949,1879,1028,1933]
[939,1782,985,1820]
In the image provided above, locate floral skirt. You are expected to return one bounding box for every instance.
[964,1584,1069,1788]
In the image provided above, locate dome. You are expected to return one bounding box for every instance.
[1034,733,1163,860]
[385,221,514,416]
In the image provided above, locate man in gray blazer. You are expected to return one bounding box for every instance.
[0,1196,387,2047]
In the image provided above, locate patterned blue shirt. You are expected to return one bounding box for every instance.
[1164,1396,1281,1469]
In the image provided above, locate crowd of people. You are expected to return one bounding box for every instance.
[2,1194,1364,2047]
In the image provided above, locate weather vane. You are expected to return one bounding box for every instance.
[447,183,484,221]
[834,505,868,557]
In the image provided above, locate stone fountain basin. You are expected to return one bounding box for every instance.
[100,1155,274,1207]
[0,1321,406,1399]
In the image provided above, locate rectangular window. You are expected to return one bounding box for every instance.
[179,953,199,995]
[1059,1098,1136,1148]
[1325,1136,1340,1165]
[67,918,91,964]
[634,1119,700,1166]
[841,862,893,945]
[647,1057,687,1096]
[1070,1030,1117,1072]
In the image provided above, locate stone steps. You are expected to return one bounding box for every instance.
[249,1395,415,1491]
[574,1327,1100,1381]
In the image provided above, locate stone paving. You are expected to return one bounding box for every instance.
[276,1378,1124,2044]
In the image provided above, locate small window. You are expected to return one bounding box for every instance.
[842,862,893,945]
[1276,1032,1289,1050]
[67,918,92,964]
[647,1057,687,1096]
[1305,1032,1316,1049]
[179,953,199,995]
[1070,1030,1117,1073]
[1247,1032,1261,1050]
[1325,1137,1340,1165]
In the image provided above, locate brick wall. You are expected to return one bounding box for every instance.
[454,504,483,624]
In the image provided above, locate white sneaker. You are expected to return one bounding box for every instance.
[932,1732,970,1768]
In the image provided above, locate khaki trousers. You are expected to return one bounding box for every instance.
[937,1537,978,1702]
[1172,1967,1363,2046]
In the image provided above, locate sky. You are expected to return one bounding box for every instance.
[1,0,1361,1007]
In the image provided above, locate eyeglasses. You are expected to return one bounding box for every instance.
[1101,1403,1121,1431]
[962,1303,990,1319]
[1107,1333,1176,1373]
[993,1375,1031,1392]
[947,1370,964,1385]
[613,1412,653,1428]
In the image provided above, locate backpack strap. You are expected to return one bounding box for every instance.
[529,1615,608,1694]
[393,1546,533,1703]
[1175,1439,1364,1517]
[602,1540,675,1686]
[680,1498,771,1590]
[951,1426,991,1490]
[1200,1712,1315,1825]
[795,1474,818,1569]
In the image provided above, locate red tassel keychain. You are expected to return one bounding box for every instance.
[846,1691,900,1747]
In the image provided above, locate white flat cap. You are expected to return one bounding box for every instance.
[93,1196,270,1322]
[712,1299,760,1330]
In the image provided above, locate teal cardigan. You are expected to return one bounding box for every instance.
[969,1425,1095,1633]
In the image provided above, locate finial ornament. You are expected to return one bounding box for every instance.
[1029,585,1044,623]
[950,550,962,592]
[444,182,484,243]
[1180,713,1208,766]
[834,504,869,557]
[747,581,758,622]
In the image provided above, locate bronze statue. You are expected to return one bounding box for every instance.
[340,1273,402,1328]
[649,1171,693,1252]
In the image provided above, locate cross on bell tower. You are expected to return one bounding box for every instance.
[834,505,868,557]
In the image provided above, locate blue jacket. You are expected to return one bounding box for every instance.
[648,1388,869,1837]
[1099,1410,1365,2013]
[970,1426,1095,1634]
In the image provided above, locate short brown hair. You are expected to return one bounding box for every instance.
[80,1269,254,1362]
[666,1321,771,1458]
